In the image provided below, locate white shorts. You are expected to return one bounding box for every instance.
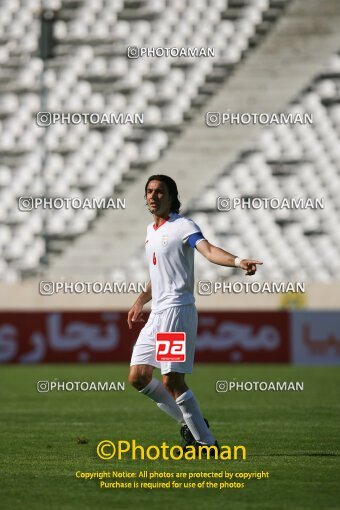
[130,304,198,375]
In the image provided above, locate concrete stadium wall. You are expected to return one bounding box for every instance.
[0,281,338,310]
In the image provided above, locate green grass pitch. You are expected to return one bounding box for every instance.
[1,364,339,510]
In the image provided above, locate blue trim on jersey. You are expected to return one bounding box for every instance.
[187,232,205,248]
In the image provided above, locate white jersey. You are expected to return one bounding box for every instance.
[145,212,203,313]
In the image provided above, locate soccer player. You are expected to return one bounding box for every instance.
[128,175,262,450]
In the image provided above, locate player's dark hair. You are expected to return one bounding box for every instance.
[145,175,181,213]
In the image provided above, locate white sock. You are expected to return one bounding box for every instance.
[176,389,216,445]
[140,379,185,424]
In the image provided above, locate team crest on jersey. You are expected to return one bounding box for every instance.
[161,235,168,246]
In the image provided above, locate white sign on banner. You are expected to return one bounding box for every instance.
[291,312,340,365]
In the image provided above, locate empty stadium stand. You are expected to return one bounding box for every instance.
[0,0,339,284]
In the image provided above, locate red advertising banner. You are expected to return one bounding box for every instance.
[0,312,135,363]
[195,312,290,363]
[0,311,290,364]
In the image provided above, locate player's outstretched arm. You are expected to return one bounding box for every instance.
[127,281,152,329]
[196,240,263,276]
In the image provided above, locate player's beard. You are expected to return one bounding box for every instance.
[147,202,160,215]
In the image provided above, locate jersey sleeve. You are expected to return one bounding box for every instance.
[187,232,205,248]
[181,218,205,247]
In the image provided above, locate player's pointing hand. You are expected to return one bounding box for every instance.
[239,259,263,276]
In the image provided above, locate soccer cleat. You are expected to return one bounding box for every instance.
[180,418,210,447]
